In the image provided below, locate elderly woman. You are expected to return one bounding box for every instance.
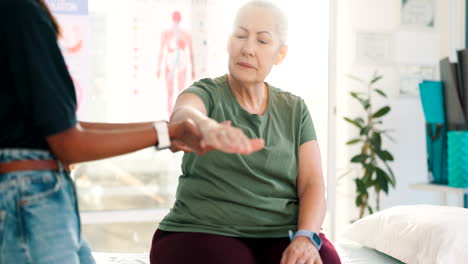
[150,1,341,264]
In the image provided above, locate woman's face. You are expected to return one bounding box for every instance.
[228,6,287,85]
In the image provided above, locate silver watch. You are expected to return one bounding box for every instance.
[153,121,171,150]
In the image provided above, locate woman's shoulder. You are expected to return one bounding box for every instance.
[189,75,228,93]
[2,0,41,14]
[2,0,49,23]
[192,75,227,87]
[269,84,305,106]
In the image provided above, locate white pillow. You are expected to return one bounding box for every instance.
[341,205,468,264]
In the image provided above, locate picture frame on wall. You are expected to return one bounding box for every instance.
[401,0,435,28]
[355,32,394,65]
[399,64,435,97]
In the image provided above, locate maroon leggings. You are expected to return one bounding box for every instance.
[150,229,342,264]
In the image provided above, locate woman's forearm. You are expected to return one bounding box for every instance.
[79,121,153,131]
[297,185,326,233]
[47,125,158,164]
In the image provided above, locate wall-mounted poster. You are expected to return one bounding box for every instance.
[401,0,435,28]
[45,0,91,119]
[128,0,217,120]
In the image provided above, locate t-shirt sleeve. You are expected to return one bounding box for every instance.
[300,99,317,145]
[6,4,77,138]
[180,79,216,116]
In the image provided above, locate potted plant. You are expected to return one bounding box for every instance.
[344,72,396,219]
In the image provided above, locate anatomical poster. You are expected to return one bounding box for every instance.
[46,0,92,120]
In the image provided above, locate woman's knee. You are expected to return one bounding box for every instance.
[150,230,256,264]
[319,233,342,264]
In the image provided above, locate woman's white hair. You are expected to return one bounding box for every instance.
[233,0,288,45]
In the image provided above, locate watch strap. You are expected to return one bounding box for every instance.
[153,121,171,150]
[288,229,322,251]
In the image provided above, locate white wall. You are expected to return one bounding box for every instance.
[332,0,465,238]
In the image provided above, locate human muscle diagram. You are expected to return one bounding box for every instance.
[156,11,195,115]
[128,0,218,120]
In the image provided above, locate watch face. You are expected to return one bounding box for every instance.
[312,233,322,247]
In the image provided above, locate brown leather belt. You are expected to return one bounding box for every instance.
[0,160,68,173]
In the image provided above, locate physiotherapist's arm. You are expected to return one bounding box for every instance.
[46,119,203,164]
[46,124,158,164]
[79,121,153,132]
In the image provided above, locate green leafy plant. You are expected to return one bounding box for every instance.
[344,72,396,219]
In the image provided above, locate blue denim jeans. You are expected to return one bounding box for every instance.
[0,149,95,264]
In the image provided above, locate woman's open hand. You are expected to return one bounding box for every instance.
[168,119,264,155]
[197,119,264,155]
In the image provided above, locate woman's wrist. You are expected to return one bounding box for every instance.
[197,118,219,134]
[289,230,322,251]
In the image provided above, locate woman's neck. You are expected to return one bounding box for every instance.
[228,75,269,115]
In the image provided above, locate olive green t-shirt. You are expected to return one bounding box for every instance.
[158,75,316,238]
